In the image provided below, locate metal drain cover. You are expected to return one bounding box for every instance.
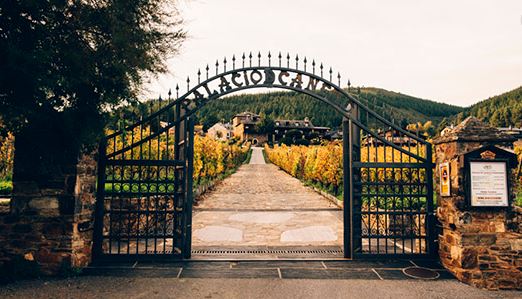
[402,267,439,280]
[192,249,344,255]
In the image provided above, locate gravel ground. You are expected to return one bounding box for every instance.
[0,277,519,299]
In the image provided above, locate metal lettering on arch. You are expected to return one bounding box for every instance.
[93,52,436,262]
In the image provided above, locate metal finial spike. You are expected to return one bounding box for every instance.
[197,69,201,84]
[337,72,341,86]
[312,60,316,74]
[329,67,333,81]
[223,57,227,72]
[320,63,324,77]
[186,76,190,91]
[242,53,245,68]
[215,60,219,75]
[206,64,209,79]
[303,57,307,71]
[257,51,261,66]
[295,54,299,69]
[278,52,282,67]
[232,55,236,69]
[268,51,271,66]
[168,88,172,99]
[286,53,290,68]
[249,52,252,67]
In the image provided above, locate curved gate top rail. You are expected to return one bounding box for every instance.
[106,52,430,160]
[94,51,435,261]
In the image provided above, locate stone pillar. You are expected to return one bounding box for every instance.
[433,117,522,290]
[0,151,97,275]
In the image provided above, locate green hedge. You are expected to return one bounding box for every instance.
[0,180,12,196]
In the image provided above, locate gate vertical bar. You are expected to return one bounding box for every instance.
[350,103,362,255]
[177,106,187,256]
[183,117,195,258]
[93,139,107,259]
[173,101,182,253]
[342,114,352,259]
[425,144,436,256]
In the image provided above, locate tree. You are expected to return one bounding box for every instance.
[257,116,275,134]
[0,1,185,182]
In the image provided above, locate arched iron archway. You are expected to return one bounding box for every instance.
[93,52,435,261]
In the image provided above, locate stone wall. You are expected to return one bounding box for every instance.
[0,151,97,275]
[434,117,522,290]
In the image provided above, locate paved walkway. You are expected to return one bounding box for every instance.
[192,147,342,254]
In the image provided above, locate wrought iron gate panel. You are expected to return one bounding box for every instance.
[348,101,435,257]
[93,51,435,261]
[93,101,194,260]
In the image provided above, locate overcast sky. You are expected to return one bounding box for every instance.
[146,0,522,107]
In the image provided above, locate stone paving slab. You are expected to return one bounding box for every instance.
[322,260,414,269]
[193,147,343,253]
[192,210,343,247]
[230,261,326,269]
[84,259,454,281]
[180,268,279,279]
[279,268,377,280]
[373,269,455,280]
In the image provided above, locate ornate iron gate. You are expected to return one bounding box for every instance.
[93,52,435,261]
[93,102,195,260]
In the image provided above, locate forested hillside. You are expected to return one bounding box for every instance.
[195,88,464,130]
[109,86,522,133]
[453,86,522,127]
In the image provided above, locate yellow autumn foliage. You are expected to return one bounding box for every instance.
[265,142,429,195]
[105,126,249,185]
[0,132,14,180]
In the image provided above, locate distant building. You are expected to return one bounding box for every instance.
[325,130,343,141]
[207,122,233,141]
[498,126,522,141]
[232,112,267,145]
[273,117,330,143]
[362,128,424,147]
[208,112,332,145]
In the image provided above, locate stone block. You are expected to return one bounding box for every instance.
[461,247,478,269]
[460,233,478,246]
[12,224,32,234]
[509,239,522,251]
[28,198,60,217]
[477,234,497,246]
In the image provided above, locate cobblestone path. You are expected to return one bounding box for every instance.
[192,147,343,253]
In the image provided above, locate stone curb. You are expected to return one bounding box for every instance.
[311,187,344,209]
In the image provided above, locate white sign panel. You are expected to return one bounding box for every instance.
[469,161,509,207]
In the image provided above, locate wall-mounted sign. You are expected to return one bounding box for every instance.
[469,161,509,207]
[439,162,451,197]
